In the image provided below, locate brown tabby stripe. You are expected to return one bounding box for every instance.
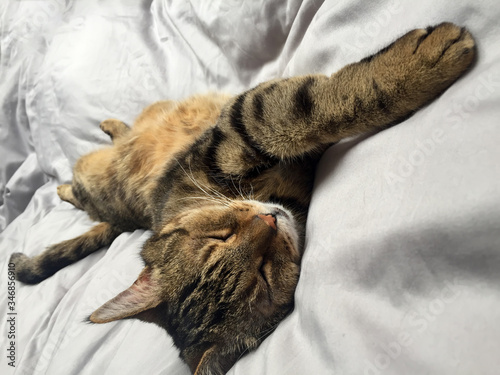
[179,261,228,319]
[72,182,91,209]
[184,331,207,350]
[152,149,205,224]
[294,76,315,118]
[183,312,210,347]
[239,163,275,180]
[178,276,202,305]
[228,93,269,158]
[221,270,243,301]
[205,257,223,276]
[175,269,237,348]
[371,79,391,113]
[202,126,226,178]
[213,265,232,287]
[263,82,278,94]
[342,96,363,123]
[252,93,264,122]
[202,131,278,188]
[205,301,229,328]
[154,161,184,207]
[179,293,201,320]
[213,159,279,191]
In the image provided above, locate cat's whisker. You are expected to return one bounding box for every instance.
[186,164,216,200]
[237,176,247,201]
[176,156,240,208]
[178,196,231,207]
[230,176,238,198]
[176,159,209,196]
[235,321,281,361]
[206,183,233,203]
[246,182,255,201]
[186,161,235,205]
[229,175,245,201]
[175,158,228,206]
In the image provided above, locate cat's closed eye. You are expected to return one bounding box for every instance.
[207,233,235,242]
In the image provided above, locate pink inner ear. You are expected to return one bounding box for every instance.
[90,266,161,323]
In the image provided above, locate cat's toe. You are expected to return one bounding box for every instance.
[100,119,129,141]
[415,23,476,71]
[99,120,115,137]
[57,184,71,200]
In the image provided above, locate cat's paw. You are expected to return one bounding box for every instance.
[390,23,475,81]
[57,184,71,200]
[57,184,83,209]
[99,119,130,141]
[99,119,119,137]
[9,252,29,265]
[9,252,37,284]
[409,23,475,72]
[370,23,476,107]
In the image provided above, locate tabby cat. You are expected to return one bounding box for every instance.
[10,23,475,374]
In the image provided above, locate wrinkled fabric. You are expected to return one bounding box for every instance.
[1,0,499,374]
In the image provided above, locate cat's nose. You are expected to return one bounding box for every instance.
[257,214,277,230]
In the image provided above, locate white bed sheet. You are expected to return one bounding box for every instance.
[1,0,499,374]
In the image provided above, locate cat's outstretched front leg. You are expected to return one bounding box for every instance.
[217,23,475,160]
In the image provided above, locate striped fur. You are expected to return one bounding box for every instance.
[10,23,475,374]
[10,223,121,284]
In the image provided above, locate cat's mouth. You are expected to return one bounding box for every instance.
[256,256,274,311]
[258,256,270,288]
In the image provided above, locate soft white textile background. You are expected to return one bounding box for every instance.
[0,0,499,374]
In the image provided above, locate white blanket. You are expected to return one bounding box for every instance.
[1,0,499,374]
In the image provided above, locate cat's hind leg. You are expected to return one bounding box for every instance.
[100,119,130,142]
[57,184,83,209]
[9,222,122,284]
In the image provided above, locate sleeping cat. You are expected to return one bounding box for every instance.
[10,23,475,374]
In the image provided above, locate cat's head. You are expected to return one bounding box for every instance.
[90,200,301,374]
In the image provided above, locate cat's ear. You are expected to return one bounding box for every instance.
[89,266,162,323]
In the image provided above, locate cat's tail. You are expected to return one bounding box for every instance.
[9,222,122,284]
